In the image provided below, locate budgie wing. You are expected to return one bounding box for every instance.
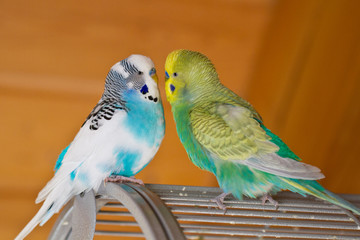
[82,98,128,130]
[37,98,128,202]
[190,103,324,180]
[54,98,127,172]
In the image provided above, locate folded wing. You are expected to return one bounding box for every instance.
[190,103,324,180]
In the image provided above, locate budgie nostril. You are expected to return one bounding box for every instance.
[165,71,170,80]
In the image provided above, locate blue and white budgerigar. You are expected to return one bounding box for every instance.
[15,54,165,240]
[164,49,360,223]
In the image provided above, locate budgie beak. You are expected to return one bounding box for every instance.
[151,73,159,84]
[149,67,158,83]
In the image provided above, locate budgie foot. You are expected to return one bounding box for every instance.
[105,176,144,186]
[261,194,279,210]
[210,192,231,210]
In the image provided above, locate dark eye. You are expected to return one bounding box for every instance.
[138,71,143,75]
[173,72,178,77]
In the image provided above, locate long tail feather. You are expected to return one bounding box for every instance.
[15,198,54,240]
[320,189,360,215]
[280,177,360,215]
[15,180,74,240]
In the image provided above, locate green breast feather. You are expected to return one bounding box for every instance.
[173,105,216,174]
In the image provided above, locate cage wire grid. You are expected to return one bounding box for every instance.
[49,183,360,240]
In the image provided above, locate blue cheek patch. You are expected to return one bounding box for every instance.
[140,84,149,95]
[170,84,175,92]
[165,71,170,79]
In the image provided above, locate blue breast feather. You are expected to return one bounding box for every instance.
[111,149,142,177]
[123,89,164,146]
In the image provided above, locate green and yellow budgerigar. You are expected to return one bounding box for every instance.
[164,49,360,223]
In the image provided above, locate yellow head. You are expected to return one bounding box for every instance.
[164,49,219,106]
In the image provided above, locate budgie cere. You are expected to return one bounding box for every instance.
[164,49,360,223]
[15,54,165,240]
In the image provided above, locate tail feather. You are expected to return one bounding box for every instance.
[321,189,360,215]
[15,180,74,240]
[15,198,54,240]
[215,160,360,216]
[280,177,360,215]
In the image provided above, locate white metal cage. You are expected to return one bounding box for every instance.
[49,183,360,239]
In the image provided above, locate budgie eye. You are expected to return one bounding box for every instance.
[138,71,143,75]
[173,72,178,77]
[165,71,170,79]
[170,84,175,92]
[149,68,156,76]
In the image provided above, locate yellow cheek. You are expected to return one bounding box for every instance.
[165,79,175,103]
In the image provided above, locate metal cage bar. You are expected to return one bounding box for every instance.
[49,183,360,239]
[48,183,185,240]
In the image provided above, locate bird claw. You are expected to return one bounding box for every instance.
[261,193,279,210]
[105,176,144,186]
[210,192,230,212]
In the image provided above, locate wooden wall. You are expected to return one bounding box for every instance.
[0,0,273,238]
[1,0,360,239]
[246,0,360,194]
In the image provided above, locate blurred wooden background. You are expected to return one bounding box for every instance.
[1,0,359,239]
